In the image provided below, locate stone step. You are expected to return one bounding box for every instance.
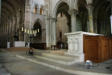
[32,51,80,65]
[34,54,79,65]
[41,53,77,61]
[35,50,77,60]
[16,55,112,75]
[7,47,29,51]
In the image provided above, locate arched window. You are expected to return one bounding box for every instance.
[40,6,43,15]
[34,4,38,14]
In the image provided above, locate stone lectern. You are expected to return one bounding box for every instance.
[65,31,101,62]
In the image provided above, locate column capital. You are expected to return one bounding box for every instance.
[47,16,56,22]
[86,4,94,9]
[86,0,93,5]
[69,0,78,10]
[68,9,78,15]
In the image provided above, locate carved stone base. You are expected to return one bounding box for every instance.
[65,31,101,62]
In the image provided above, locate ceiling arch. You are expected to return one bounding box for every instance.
[1,0,25,27]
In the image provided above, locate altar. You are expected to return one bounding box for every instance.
[14,41,25,47]
[65,31,102,63]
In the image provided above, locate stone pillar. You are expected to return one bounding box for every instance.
[11,18,13,33]
[0,0,1,23]
[94,16,98,33]
[9,19,12,34]
[69,9,78,32]
[86,0,94,33]
[16,12,20,31]
[69,0,78,32]
[51,18,56,45]
[109,0,112,34]
[24,0,32,42]
[46,16,56,48]
[45,16,51,48]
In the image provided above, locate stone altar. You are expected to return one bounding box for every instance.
[14,41,25,47]
[65,31,101,62]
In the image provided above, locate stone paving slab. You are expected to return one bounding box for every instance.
[0,64,11,75]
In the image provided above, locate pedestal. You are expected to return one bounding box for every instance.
[65,31,101,62]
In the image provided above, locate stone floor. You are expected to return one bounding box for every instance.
[0,64,11,75]
[0,49,112,75]
[0,49,74,75]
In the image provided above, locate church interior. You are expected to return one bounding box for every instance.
[0,0,112,63]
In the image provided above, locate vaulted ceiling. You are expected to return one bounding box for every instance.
[1,0,25,24]
[93,0,111,18]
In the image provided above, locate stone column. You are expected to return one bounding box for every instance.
[24,0,32,42]
[9,20,12,34]
[109,0,112,34]
[69,0,78,32]
[46,16,56,48]
[94,16,98,33]
[51,18,56,45]
[69,9,78,32]
[86,0,94,33]
[0,0,1,23]
[16,12,20,31]
[45,16,51,48]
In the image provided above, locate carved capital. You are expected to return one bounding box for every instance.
[86,0,93,5]
[86,4,94,13]
[68,9,78,15]
[86,4,93,9]
[47,16,57,22]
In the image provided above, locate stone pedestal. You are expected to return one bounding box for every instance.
[65,31,101,62]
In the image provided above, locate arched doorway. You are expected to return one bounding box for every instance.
[56,2,71,49]
[33,19,42,43]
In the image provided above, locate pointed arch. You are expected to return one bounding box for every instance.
[53,0,70,18]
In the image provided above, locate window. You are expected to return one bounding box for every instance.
[34,5,38,14]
